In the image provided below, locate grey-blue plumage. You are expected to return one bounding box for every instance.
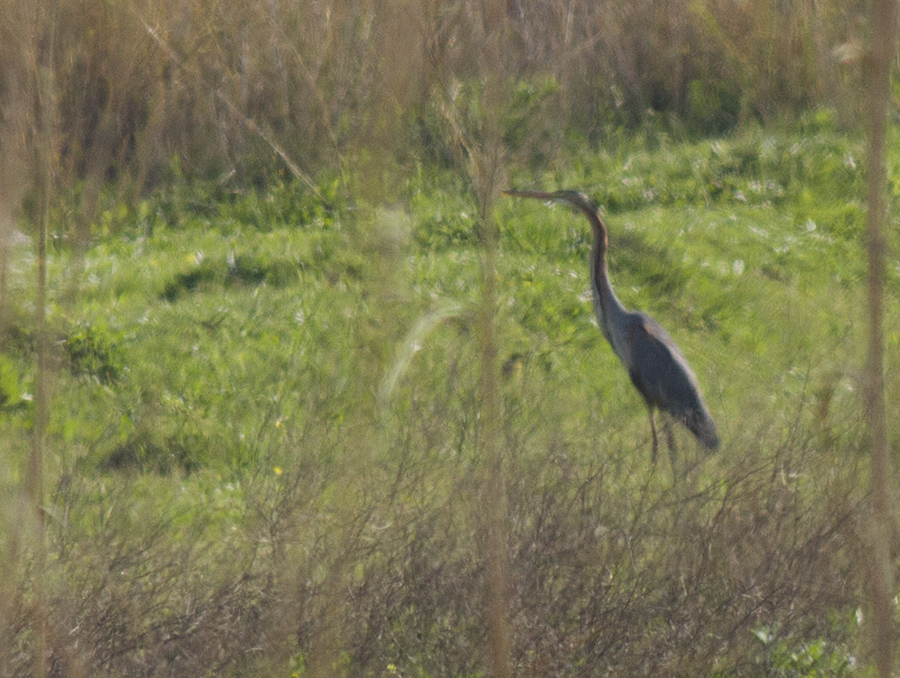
[623,312,720,451]
[504,189,720,464]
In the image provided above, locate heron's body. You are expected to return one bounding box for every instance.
[505,189,720,464]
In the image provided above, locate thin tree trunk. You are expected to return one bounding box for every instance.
[863,0,899,673]
[28,21,56,678]
[474,4,512,676]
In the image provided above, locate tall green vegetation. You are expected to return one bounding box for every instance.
[0,121,888,676]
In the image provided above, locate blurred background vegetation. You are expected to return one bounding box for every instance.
[0,0,872,206]
[0,0,897,676]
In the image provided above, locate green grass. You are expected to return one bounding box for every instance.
[0,122,886,675]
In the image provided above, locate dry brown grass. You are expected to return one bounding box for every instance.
[0,0,869,202]
[0,428,863,677]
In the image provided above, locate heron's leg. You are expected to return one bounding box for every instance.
[663,416,678,479]
[648,408,659,464]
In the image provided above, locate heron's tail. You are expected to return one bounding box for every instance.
[686,410,720,452]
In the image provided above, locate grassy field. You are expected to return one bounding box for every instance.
[0,121,893,675]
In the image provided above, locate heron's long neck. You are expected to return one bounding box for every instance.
[587,211,629,346]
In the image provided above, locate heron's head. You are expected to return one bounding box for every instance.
[503,189,598,215]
